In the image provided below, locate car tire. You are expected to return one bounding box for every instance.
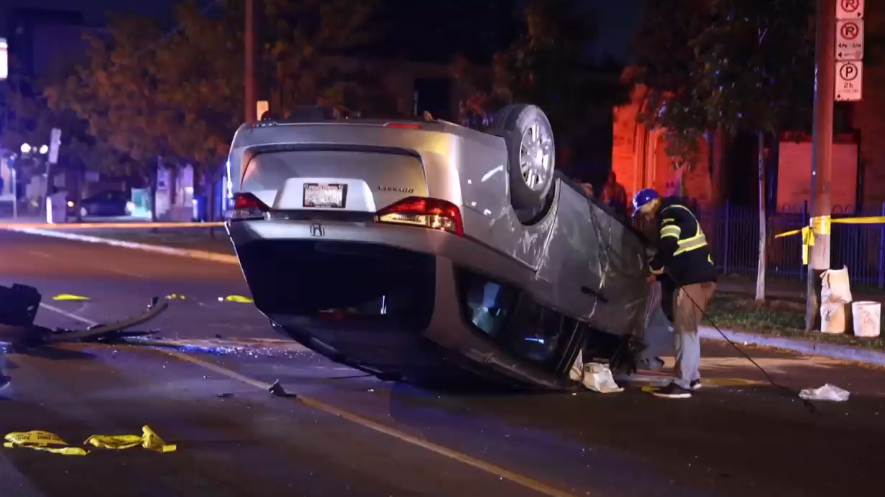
[493,104,555,211]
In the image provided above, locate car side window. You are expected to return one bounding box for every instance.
[456,267,578,371]
[460,273,518,338]
[505,296,571,365]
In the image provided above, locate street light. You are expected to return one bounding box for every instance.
[20,143,30,154]
[39,144,48,154]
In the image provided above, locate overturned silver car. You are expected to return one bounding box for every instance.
[225,104,652,388]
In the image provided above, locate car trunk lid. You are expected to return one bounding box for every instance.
[241,149,428,213]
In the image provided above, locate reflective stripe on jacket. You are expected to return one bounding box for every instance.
[650,198,717,287]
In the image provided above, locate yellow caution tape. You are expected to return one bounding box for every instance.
[3,431,88,456]
[641,386,658,393]
[52,294,91,301]
[222,295,253,303]
[165,294,187,300]
[776,215,885,265]
[812,215,831,236]
[4,426,176,455]
[84,425,177,453]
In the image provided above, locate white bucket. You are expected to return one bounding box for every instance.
[851,301,881,338]
[821,303,846,334]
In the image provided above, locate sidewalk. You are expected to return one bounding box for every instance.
[717,274,885,301]
[699,326,885,368]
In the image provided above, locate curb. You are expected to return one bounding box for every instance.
[699,326,885,368]
[10,227,239,265]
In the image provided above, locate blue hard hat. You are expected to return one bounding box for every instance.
[632,188,660,214]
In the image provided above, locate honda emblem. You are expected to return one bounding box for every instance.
[310,223,325,237]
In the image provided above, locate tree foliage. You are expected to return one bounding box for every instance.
[693,0,815,135]
[631,0,815,167]
[453,0,626,140]
[255,0,395,114]
[2,79,119,176]
[45,0,396,178]
[45,15,176,174]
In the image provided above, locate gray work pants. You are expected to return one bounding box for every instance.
[664,282,716,389]
[674,328,701,389]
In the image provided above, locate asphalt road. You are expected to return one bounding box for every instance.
[1,229,884,497]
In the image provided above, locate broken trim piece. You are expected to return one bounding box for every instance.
[45,297,169,343]
[2,297,169,346]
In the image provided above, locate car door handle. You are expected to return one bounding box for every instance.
[580,286,609,304]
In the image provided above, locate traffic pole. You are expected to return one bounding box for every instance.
[244,0,258,123]
[806,0,836,331]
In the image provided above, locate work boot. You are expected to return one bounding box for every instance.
[0,375,10,392]
[651,381,692,399]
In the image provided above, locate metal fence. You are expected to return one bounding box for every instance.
[692,201,885,288]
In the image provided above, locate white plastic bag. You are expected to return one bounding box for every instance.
[799,384,850,402]
[581,363,624,393]
[569,350,583,382]
[821,266,853,305]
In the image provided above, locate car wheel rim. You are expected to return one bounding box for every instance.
[518,122,552,191]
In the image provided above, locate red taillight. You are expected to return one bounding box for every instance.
[384,123,421,129]
[231,193,269,220]
[376,197,463,236]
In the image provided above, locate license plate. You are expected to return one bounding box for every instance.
[303,183,347,208]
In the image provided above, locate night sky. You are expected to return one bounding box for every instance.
[0,0,640,62]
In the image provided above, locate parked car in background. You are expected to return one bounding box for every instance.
[68,190,129,218]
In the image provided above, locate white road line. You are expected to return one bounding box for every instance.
[109,268,148,279]
[11,227,238,265]
[36,304,580,497]
[39,303,99,327]
[27,250,53,258]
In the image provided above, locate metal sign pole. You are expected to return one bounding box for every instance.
[11,166,16,220]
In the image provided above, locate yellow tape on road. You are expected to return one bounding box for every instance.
[4,426,176,455]
[776,215,885,265]
[3,431,88,456]
[165,294,187,300]
[85,425,177,453]
[52,294,91,301]
[221,295,253,303]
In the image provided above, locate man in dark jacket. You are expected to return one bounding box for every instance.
[633,189,717,399]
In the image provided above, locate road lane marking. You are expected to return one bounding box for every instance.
[11,227,238,265]
[109,268,148,279]
[39,305,581,497]
[28,250,53,258]
[165,350,579,497]
[618,373,765,388]
[39,303,99,326]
